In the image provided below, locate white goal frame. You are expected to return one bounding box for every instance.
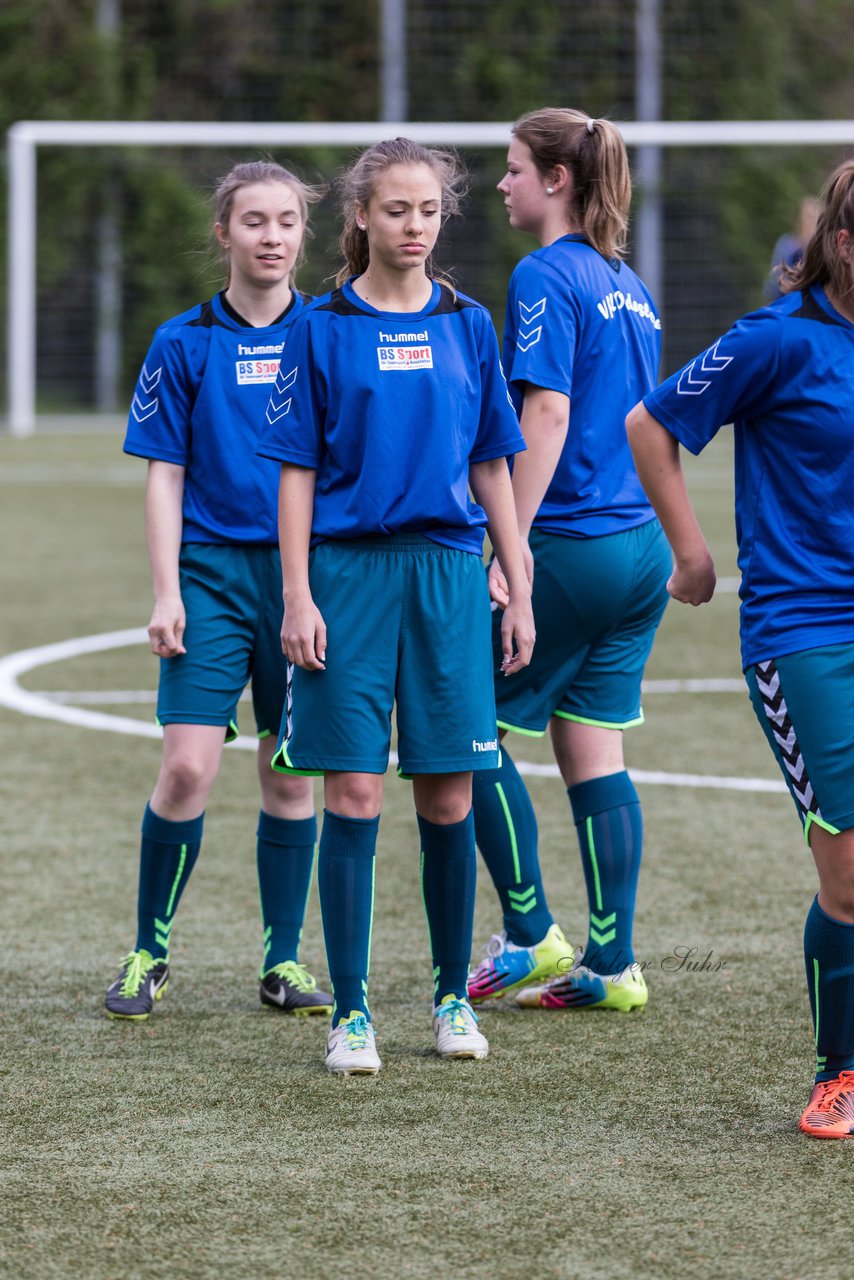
[7,117,854,435]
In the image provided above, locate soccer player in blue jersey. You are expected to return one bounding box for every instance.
[626,160,854,1138]
[104,161,333,1020]
[257,137,535,1076]
[467,109,670,1013]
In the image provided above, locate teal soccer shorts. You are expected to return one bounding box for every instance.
[494,520,671,736]
[273,535,500,775]
[746,642,854,839]
[157,543,287,741]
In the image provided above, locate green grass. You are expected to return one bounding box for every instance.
[0,434,848,1280]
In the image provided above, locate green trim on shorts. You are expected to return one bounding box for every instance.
[496,718,546,738]
[804,810,841,844]
[271,741,324,777]
[258,728,272,740]
[155,713,242,742]
[552,709,645,730]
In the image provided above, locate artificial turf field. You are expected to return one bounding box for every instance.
[1,431,851,1280]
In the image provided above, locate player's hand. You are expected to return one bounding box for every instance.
[281,593,327,670]
[488,538,534,609]
[148,595,187,658]
[500,591,536,675]
[488,556,510,608]
[668,553,716,606]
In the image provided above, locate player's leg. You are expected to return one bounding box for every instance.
[412,770,488,1061]
[105,723,225,1020]
[273,538,405,1074]
[250,548,330,1013]
[105,544,254,1021]
[468,532,587,1001]
[319,771,383,1075]
[515,719,649,1012]
[468,738,574,1002]
[746,645,854,1136]
[515,521,669,1013]
[471,734,558,941]
[800,826,854,1136]
[255,738,331,1015]
[396,539,504,1057]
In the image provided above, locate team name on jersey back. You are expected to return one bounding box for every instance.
[596,289,661,328]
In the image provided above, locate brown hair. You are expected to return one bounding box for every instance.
[781,161,854,303]
[512,108,631,260]
[335,137,468,287]
[213,160,325,282]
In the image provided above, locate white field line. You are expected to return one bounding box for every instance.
[0,629,785,792]
[42,676,748,703]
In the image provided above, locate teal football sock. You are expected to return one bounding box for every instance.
[257,811,317,972]
[135,804,203,961]
[471,749,553,946]
[804,895,854,1082]
[569,771,642,975]
[418,810,477,1006]
[317,809,379,1027]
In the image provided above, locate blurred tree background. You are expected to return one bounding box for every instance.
[1,0,852,414]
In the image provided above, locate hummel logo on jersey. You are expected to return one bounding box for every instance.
[266,365,298,423]
[676,339,733,396]
[596,290,661,329]
[472,738,498,752]
[131,363,161,422]
[238,341,285,356]
[378,329,429,342]
[517,297,546,351]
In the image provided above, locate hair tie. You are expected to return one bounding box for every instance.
[587,118,596,134]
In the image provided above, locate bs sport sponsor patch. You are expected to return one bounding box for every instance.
[377,344,433,370]
[236,358,282,386]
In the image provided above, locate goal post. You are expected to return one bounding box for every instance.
[7,117,854,436]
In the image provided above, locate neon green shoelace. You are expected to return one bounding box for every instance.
[118,950,156,998]
[265,961,317,993]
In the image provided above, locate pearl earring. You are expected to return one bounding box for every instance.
[546,187,554,196]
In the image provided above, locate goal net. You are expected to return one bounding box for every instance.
[6,118,854,435]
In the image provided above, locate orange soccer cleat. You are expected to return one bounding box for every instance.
[798,1070,854,1138]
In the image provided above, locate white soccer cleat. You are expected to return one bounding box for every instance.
[325,1011,381,1076]
[433,995,489,1060]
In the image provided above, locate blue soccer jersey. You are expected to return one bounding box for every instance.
[503,234,661,537]
[256,279,525,554]
[124,290,309,544]
[644,285,854,668]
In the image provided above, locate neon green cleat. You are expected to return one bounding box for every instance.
[515,964,648,1011]
[104,949,169,1021]
[259,961,333,1015]
[467,923,574,1003]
